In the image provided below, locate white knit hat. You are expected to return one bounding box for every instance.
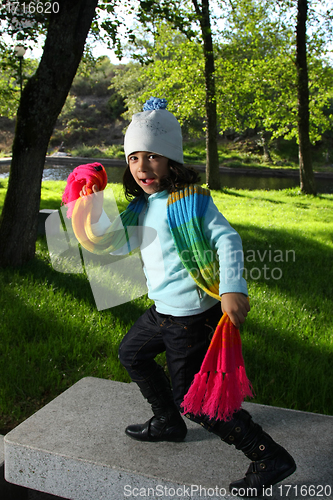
[124,97,184,164]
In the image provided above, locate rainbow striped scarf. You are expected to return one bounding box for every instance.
[71,182,253,421]
[72,183,220,301]
[71,192,146,255]
[167,185,220,301]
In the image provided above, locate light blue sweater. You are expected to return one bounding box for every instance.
[92,190,247,316]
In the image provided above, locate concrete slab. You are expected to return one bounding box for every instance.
[2,435,64,499]
[38,210,57,236]
[4,377,333,500]
[0,435,3,465]
[1,434,29,499]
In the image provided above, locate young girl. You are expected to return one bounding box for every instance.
[77,97,296,496]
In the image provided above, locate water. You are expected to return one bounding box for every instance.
[0,164,126,183]
[42,165,127,183]
[1,163,332,193]
[219,172,333,193]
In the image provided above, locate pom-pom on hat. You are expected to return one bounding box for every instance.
[124,97,183,164]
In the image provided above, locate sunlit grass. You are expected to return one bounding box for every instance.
[211,187,333,414]
[0,180,332,431]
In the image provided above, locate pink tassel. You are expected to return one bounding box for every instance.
[202,371,223,418]
[181,313,254,422]
[238,365,255,399]
[219,371,243,421]
[181,372,208,415]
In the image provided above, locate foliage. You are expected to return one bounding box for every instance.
[111,61,149,120]
[0,44,38,118]
[50,55,127,150]
[0,0,130,119]
[107,93,126,120]
[143,27,206,126]
[73,55,117,96]
[57,95,78,125]
[0,0,50,44]
[219,0,333,144]
[116,0,333,145]
[0,0,128,55]
[111,24,207,135]
[59,56,126,121]
[137,0,199,40]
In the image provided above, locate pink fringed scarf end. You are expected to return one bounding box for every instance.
[181,313,254,422]
[62,162,107,218]
[180,372,209,415]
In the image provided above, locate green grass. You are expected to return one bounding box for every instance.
[0,179,332,432]
[211,187,333,414]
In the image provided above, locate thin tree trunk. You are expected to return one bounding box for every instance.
[193,0,220,190]
[296,0,316,194]
[0,0,98,267]
[262,132,273,163]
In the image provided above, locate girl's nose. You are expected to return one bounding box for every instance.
[137,156,148,171]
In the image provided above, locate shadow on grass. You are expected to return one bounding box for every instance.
[241,314,332,415]
[233,223,333,298]
[0,243,151,430]
[14,238,150,322]
[232,224,333,416]
[1,223,332,431]
[219,188,286,202]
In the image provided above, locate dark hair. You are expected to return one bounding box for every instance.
[123,160,201,200]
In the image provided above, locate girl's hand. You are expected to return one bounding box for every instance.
[221,293,250,328]
[79,184,103,224]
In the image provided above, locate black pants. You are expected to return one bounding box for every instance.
[118,302,222,410]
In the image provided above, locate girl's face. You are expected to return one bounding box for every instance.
[128,151,169,194]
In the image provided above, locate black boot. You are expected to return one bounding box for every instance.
[126,366,187,442]
[186,410,296,497]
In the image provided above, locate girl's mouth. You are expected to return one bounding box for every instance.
[140,178,155,186]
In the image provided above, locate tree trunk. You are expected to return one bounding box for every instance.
[262,132,273,163]
[0,0,98,267]
[194,0,220,190]
[296,0,316,194]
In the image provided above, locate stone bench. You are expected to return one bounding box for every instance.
[3,377,333,500]
[2,436,61,499]
[38,209,57,236]
[1,434,29,499]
